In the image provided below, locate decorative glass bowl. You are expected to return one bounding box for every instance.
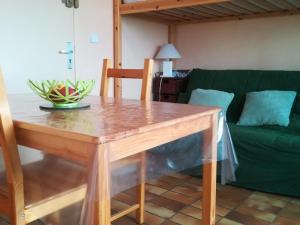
[28,80,95,108]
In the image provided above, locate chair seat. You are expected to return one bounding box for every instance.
[0,156,87,207]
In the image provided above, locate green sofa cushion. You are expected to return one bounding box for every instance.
[229,118,300,196]
[237,91,296,127]
[188,89,234,113]
[178,69,300,122]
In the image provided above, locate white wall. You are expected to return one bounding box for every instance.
[175,15,300,71]
[74,0,167,98]
[0,0,167,167]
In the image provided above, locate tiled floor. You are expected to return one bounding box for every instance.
[1,173,300,225]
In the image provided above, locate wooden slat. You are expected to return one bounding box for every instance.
[230,0,266,13]
[176,7,214,18]
[145,12,181,21]
[134,13,176,23]
[140,59,154,101]
[107,69,144,79]
[219,2,253,14]
[111,204,139,221]
[170,8,210,19]
[191,5,228,16]
[203,4,242,15]
[120,0,230,14]
[265,0,296,10]
[159,10,193,20]
[245,0,281,11]
[288,0,300,8]
[100,59,111,97]
[174,8,300,24]
[113,0,122,98]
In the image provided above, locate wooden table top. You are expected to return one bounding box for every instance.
[9,94,219,144]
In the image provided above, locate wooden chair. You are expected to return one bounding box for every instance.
[0,68,87,225]
[100,58,153,224]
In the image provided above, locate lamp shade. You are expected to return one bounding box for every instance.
[155,44,181,59]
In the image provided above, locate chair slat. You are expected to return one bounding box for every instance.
[107,69,144,79]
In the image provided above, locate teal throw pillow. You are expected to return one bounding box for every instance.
[188,89,234,113]
[237,90,297,127]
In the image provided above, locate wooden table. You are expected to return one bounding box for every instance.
[10,94,219,225]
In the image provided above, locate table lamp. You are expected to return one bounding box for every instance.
[155,44,181,77]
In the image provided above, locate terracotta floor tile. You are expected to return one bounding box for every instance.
[113,192,136,205]
[217,191,249,210]
[273,216,300,225]
[189,177,202,185]
[279,202,300,221]
[170,213,202,225]
[112,216,140,225]
[172,185,202,199]
[192,200,231,217]
[249,193,288,208]
[227,211,271,225]
[160,220,180,225]
[235,205,277,223]
[253,192,291,202]
[162,191,197,205]
[111,199,130,212]
[168,172,193,180]
[217,218,244,225]
[3,173,300,225]
[145,202,176,218]
[244,198,282,213]
[180,206,203,220]
[291,199,300,206]
[146,184,168,195]
[147,179,179,190]
[125,207,166,225]
[182,182,203,192]
[150,194,187,211]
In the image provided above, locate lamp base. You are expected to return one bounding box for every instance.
[162,61,173,77]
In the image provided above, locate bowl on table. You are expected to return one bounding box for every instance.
[28,80,95,109]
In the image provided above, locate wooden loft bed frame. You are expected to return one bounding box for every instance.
[113,0,300,97]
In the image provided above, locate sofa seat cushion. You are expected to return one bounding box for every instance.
[229,121,300,196]
[229,121,300,156]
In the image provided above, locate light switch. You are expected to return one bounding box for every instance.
[90,33,99,44]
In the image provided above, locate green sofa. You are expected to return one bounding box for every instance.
[178,69,300,197]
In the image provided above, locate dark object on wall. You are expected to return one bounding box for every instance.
[62,0,79,9]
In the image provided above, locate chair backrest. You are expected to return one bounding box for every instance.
[0,68,24,216]
[100,59,154,101]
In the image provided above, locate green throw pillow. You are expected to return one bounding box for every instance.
[188,89,234,113]
[238,90,297,127]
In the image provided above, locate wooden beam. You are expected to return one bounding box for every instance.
[120,0,230,15]
[168,24,176,44]
[113,0,122,98]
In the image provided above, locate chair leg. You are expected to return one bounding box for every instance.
[136,183,145,224]
[136,152,146,224]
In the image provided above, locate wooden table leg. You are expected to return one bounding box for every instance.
[202,113,218,225]
[136,152,146,224]
[94,145,111,225]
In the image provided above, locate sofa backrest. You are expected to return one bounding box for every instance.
[178,69,300,122]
